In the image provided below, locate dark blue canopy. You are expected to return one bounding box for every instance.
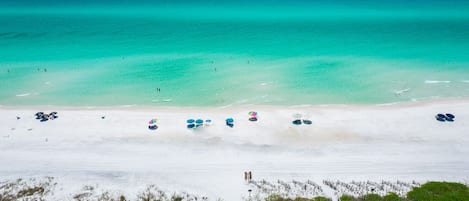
[292,119,302,125]
[148,125,158,130]
[445,113,455,119]
[187,123,195,129]
[435,115,446,122]
[226,118,234,123]
[187,119,195,123]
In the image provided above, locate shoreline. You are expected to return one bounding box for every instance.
[1,96,468,111]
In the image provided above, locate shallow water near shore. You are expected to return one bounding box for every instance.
[1,1,469,106]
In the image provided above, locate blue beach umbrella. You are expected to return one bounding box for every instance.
[292,119,302,125]
[187,119,195,124]
[226,118,234,128]
[445,113,455,119]
[195,119,204,124]
[435,114,446,122]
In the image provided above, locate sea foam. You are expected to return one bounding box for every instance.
[424,80,451,84]
[16,93,30,97]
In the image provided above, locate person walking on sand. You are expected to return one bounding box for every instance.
[248,171,252,182]
[244,172,248,181]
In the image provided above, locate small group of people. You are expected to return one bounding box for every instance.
[244,171,253,182]
[36,68,47,72]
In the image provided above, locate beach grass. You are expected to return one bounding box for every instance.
[265,194,332,201]
[2,177,469,201]
[264,182,469,201]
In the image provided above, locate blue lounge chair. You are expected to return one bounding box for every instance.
[292,119,302,125]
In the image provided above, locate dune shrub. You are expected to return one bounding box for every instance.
[406,181,469,201]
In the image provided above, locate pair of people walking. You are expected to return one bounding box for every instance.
[244,171,253,182]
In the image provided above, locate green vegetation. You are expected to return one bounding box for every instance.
[338,193,403,201]
[269,182,469,201]
[339,195,356,201]
[407,182,469,201]
[361,194,384,201]
[1,178,468,201]
[265,194,331,201]
[383,193,402,201]
[312,197,332,201]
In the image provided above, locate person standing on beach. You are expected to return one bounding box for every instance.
[248,171,252,182]
[244,172,248,181]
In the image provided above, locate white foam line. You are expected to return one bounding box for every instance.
[119,104,137,108]
[16,93,30,97]
[424,80,451,84]
[218,104,233,109]
[376,102,400,106]
[394,88,410,95]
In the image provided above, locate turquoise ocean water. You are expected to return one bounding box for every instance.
[1,1,469,106]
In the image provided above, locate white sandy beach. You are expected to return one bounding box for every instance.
[1,99,469,200]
